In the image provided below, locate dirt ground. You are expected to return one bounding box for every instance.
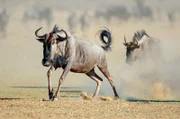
[0,87,180,119]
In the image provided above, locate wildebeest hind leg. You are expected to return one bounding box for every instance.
[86,69,103,98]
[98,65,119,99]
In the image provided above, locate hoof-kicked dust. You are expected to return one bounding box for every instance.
[152,82,173,100]
[99,96,113,101]
[80,92,115,101]
[80,92,92,100]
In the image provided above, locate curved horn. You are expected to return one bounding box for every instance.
[35,27,46,39]
[124,36,127,44]
[123,36,128,46]
[56,29,68,41]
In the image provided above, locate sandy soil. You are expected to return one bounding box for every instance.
[0,87,180,119]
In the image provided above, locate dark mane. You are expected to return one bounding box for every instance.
[133,30,149,41]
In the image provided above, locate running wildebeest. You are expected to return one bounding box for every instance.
[35,25,119,100]
[123,30,160,64]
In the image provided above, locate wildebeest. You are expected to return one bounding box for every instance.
[123,30,160,64]
[23,7,52,28]
[0,9,9,38]
[35,25,119,100]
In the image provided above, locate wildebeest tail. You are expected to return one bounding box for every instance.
[100,28,112,51]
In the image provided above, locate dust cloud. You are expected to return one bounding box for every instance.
[98,36,180,100]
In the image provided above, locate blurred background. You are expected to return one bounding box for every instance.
[0,0,180,99]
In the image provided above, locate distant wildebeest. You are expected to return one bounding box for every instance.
[123,30,160,64]
[23,7,53,28]
[0,9,9,38]
[35,25,119,100]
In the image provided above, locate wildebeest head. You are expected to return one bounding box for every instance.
[35,25,68,67]
[123,30,150,64]
[123,36,140,63]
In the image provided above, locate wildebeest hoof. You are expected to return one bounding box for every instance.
[49,88,54,100]
[52,97,58,101]
[114,96,120,100]
[49,92,54,100]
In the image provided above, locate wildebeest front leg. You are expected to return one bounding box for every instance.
[47,66,55,100]
[53,62,72,100]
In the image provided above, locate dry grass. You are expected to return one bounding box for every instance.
[0,87,180,119]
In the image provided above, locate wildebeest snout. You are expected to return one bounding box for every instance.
[42,58,51,67]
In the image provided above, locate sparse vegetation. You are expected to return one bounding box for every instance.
[0,87,179,119]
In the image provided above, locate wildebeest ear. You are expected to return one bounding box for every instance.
[123,43,128,46]
[56,29,68,41]
[36,38,45,43]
